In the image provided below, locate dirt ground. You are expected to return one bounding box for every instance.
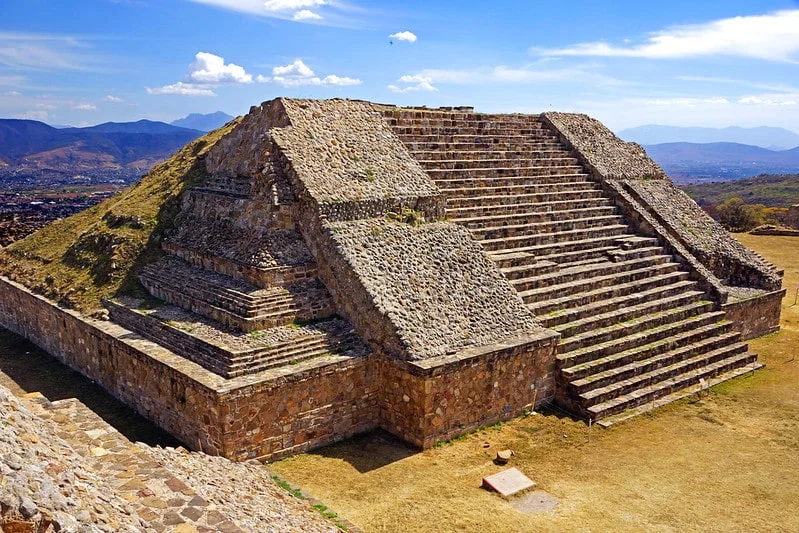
[271,234,799,533]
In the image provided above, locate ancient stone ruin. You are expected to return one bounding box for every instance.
[0,99,785,461]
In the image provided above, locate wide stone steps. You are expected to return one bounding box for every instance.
[426,164,585,180]
[553,290,704,339]
[412,149,569,161]
[417,156,579,171]
[512,255,672,293]
[385,115,543,127]
[438,181,600,199]
[404,140,564,152]
[472,214,625,240]
[480,224,630,252]
[585,351,757,420]
[447,189,607,210]
[571,332,744,393]
[390,110,759,423]
[139,257,335,332]
[434,173,591,189]
[562,321,735,382]
[538,278,699,328]
[454,206,618,230]
[505,235,657,263]
[447,197,613,219]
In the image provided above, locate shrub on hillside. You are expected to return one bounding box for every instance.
[716,197,766,232]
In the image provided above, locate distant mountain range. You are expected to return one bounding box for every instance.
[645,142,799,183]
[620,125,799,151]
[170,111,234,132]
[0,118,204,180]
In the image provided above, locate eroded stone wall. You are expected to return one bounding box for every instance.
[722,289,785,340]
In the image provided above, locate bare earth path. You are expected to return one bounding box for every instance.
[270,234,799,533]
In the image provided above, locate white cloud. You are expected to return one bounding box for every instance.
[263,0,325,10]
[738,96,797,106]
[388,74,437,93]
[104,95,123,103]
[319,74,361,86]
[536,9,799,62]
[645,97,730,106]
[146,82,216,96]
[259,59,362,87]
[293,9,322,20]
[189,52,252,84]
[393,65,624,89]
[73,103,97,111]
[1,90,22,97]
[272,59,314,77]
[389,31,417,43]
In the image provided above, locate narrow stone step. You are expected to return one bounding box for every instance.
[439,181,599,199]
[454,205,618,230]
[447,189,607,210]
[481,224,629,252]
[405,140,564,152]
[557,311,727,367]
[554,290,704,339]
[596,363,762,427]
[428,164,586,180]
[392,126,547,137]
[413,149,569,161]
[447,197,613,218]
[557,301,714,355]
[538,278,699,328]
[571,334,744,393]
[419,157,579,171]
[512,255,670,293]
[492,234,633,261]
[435,173,591,189]
[500,260,559,280]
[562,321,735,381]
[586,351,757,419]
[473,214,626,241]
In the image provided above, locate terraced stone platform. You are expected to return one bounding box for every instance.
[0,98,781,462]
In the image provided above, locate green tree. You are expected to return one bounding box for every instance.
[715,197,765,232]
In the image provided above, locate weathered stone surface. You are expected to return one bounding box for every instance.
[482,467,536,498]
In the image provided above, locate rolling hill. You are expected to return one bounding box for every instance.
[0,119,204,177]
[680,174,799,208]
[644,142,799,183]
[621,125,799,150]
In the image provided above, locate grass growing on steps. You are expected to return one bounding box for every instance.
[0,119,240,314]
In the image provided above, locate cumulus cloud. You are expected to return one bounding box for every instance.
[73,103,97,111]
[535,9,799,62]
[14,110,50,121]
[388,74,437,93]
[259,59,361,87]
[146,82,216,96]
[189,52,252,84]
[263,0,325,10]
[389,31,417,43]
[738,96,797,106]
[104,95,123,103]
[293,9,322,20]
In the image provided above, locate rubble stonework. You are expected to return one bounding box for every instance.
[0,98,784,462]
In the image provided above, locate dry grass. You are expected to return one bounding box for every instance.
[0,120,239,313]
[271,234,799,533]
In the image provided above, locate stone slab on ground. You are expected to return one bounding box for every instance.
[510,490,559,514]
[482,467,536,498]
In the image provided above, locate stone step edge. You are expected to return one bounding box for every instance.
[595,362,764,427]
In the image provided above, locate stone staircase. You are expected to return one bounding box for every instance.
[385,109,760,422]
[108,172,368,379]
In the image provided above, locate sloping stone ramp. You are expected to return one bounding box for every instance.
[385,108,761,422]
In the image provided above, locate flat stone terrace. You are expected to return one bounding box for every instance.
[384,107,760,421]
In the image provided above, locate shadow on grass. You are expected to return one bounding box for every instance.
[0,327,181,448]
[308,429,418,474]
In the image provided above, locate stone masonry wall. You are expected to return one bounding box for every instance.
[379,334,559,448]
[542,112,783,296]
[722,289,785,340]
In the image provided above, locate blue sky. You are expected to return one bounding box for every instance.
[2,0,798,131]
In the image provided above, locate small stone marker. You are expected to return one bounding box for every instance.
[494,449,514,465]
[482,467,535,498]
